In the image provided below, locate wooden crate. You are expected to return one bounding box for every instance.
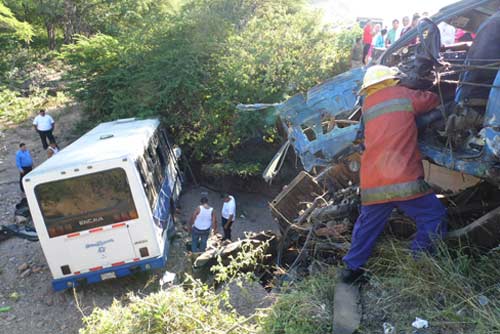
[269,171,324,231]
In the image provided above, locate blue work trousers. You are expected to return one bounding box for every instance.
[192,227,210,252]
[343,193,447,270]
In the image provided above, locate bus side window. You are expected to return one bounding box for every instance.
[144,147,162,198]
[159,128,181,192]
[153,133,167,179]
[147,141,163,189]
[159,129,176,171]
[136,159,155,208]
[156,136,167,171]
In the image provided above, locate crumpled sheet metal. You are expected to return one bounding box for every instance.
[483,72,500,159]
[278,68,500,181]
[420,71,500,182]
[275,68,365,171]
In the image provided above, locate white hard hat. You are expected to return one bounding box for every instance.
[359,65,399,95]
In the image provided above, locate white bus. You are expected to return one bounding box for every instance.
[23,118,182,291]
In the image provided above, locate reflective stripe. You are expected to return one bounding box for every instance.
[363,98,413,123]
[361,180,431,204]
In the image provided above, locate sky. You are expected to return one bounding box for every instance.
[309,0,458,26]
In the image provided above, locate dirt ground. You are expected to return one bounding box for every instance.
[0,107,279,334]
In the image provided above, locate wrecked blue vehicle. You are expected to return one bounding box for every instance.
[246,0,500,247]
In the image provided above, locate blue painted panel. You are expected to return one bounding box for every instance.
[276,67,365,171]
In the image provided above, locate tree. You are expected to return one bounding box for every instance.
[0,1,33,42]
[61,0,357,175]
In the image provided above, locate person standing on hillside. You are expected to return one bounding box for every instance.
[221,193,236,241]
[374,28,387,49]
[407,14,421,44]
[15,143,33,193]
[351,37,364,68]
[386,19,400,47]
[189,196,217,252]
[362,20,375,64]
[33,109,55,150]
[400,16,411,36]
[341,66,447,283]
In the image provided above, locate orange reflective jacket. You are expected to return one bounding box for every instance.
[360,86,439,205]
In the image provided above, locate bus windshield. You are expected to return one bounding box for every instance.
[35,168,138,238]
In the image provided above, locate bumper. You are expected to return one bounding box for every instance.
[52,255,166,291]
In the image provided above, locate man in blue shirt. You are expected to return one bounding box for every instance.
[15,143,33,193]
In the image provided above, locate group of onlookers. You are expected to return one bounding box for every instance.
[352,11,477,68]
[353,13,423,67]
[15,109,59,193]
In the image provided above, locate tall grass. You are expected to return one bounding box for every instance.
[78,240,499,334]
[258,268,337,334]
[364,241,500,334]
[80,278,260,334]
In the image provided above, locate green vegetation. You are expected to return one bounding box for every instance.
[362,242,500,334]
[0,47,68,125]
[259,268,337,334]
[1,0,358,173]
[59,0,358,173]
[0,2,33,42]
[259,243,499,334]
[79,269,338,334]
[80,239,272,334]
[80,280,260,334]
[73,235,499,334]
[2,2,499,334]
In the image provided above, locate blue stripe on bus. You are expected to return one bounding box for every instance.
[52,255,166,291]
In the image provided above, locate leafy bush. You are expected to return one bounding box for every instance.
[201,162,263,178]
[79,240,272,334]
[0,85,67,125]
[61,0,359,173]
[0,2,33,42]
[80,279,260,334]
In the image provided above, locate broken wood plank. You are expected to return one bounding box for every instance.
[333,278,361,334]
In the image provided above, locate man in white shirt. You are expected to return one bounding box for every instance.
[33,109,55,150]
[189,196,217,252]
[221,193,236,241]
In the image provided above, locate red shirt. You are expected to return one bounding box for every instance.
[360,86,439,205]
[363,24,373,45]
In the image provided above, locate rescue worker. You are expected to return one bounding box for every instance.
[341,65,447,283]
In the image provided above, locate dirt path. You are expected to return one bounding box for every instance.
[0,107,279,334]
